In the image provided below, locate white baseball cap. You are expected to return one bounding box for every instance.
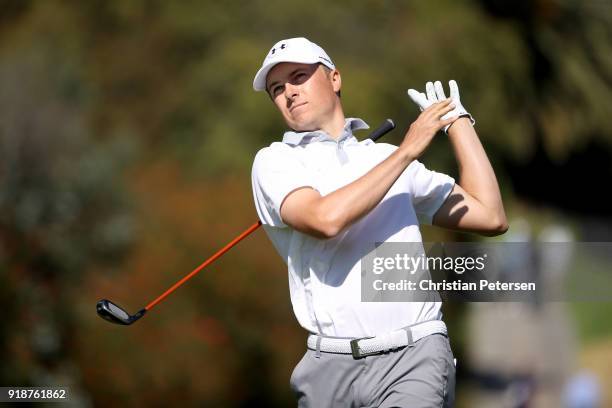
[253,37,335,92]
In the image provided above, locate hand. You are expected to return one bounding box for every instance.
[407,80,475,133]
[399,98,459,161]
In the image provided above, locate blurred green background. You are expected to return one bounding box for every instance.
[1,0,611,406]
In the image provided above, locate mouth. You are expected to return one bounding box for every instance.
[289,102,307,113]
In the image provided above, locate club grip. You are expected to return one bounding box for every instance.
[367,118,395,142]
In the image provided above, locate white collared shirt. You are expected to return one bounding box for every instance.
[251,118,455,337]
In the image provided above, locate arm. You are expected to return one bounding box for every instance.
[432,118,508,236]
[281,99,459,239]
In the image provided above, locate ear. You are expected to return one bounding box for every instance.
[331,69,342,93]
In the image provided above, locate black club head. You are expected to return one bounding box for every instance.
[96,299,146,326]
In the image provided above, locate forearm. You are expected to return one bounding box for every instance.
[315,147,413,236]
[447,118,506,220]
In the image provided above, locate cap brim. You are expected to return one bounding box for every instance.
[252,56,330,92]
[253,62,282,92]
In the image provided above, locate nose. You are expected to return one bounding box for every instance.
[284,81,299,100]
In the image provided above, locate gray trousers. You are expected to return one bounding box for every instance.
[290,333,456,408]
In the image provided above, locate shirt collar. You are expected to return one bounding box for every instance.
[282,118,369,146]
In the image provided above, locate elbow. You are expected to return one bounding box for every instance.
[284,196,344,239]
[498,218,510,234]
[313,210,344,239]
[489,222,509,237]
[317,215,342,239]
[318,227,340,240]
[482,214,509,237]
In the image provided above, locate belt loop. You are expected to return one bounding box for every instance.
[403,327,414,347]
[315,336,322,358]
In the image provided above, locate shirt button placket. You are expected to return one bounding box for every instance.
[336,132,349,165]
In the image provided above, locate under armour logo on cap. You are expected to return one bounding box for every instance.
[270,43,287,55]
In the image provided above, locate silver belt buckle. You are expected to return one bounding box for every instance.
[350,336,377,359]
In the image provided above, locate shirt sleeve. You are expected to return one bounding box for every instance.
[407,160,455,225]
[251,145,316,228]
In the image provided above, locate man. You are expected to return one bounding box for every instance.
[251,37,507,407]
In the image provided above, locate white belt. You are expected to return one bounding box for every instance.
[307,320,447,359]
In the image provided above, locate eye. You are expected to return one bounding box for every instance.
[271,85,284,96]
[294,72,308,83]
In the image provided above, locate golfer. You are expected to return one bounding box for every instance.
[251,37,507,407]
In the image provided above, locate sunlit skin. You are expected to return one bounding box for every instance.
[266,62,346,139]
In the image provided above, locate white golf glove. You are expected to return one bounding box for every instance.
[407,80,475,133]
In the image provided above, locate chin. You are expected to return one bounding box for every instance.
[287,118,314,132]
[291,124,317,133]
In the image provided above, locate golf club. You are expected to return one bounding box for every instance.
[96,118,396,325]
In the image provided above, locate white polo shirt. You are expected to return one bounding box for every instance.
[251,118,455,338]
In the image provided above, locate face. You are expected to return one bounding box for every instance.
[266,62,341,132]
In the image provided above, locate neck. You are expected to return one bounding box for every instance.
[319,104,346,140]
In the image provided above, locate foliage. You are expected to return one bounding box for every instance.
[1,0,610,405]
